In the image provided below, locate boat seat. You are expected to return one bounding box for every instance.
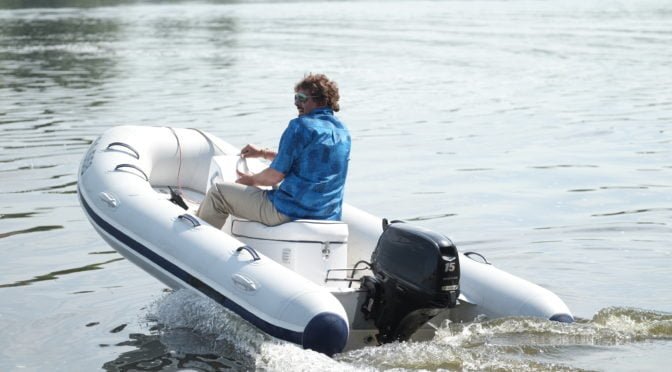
[231,217,349,287]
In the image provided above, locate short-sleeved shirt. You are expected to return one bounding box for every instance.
[268,107,351,220]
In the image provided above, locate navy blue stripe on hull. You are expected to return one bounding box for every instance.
[78,190,303,345]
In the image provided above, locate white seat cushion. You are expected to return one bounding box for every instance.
[231,217,348,243]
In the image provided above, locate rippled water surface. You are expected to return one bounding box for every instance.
[1,0,671,371]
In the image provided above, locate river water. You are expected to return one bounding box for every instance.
[1,0,671,371]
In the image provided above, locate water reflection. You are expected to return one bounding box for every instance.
[0,257,122,288]
[102,330,252,371]
[5,1,244,9]
[146,15,238,68]
[0,224,62,239]
[1,0,186,9]
[0,15,120,91]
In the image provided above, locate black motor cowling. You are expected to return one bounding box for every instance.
[360,220,460,343]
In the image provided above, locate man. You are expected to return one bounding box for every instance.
[196,73,351,229]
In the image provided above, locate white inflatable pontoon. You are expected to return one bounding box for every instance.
[78,126,573,356]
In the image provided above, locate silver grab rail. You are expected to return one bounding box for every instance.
[107,142,140,159]
[463,251,490,265]
[114,164,148,182]
[236,245,261,261]
[178,214,200,228]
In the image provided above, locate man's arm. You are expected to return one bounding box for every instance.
[236,167,284,187]
[240,144,277,161]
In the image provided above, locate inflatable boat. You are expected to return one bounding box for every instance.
[78,126,573,356]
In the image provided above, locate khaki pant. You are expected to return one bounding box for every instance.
[196,182,291,229]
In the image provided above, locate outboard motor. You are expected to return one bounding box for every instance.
[360,220,460,343]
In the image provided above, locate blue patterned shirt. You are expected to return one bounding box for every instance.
[268,108,351,220]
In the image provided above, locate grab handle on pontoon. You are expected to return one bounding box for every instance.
[107,142,140,159]
[464,251,490,265]
[114,164,149,182]
[236,245,261,261]
[178,214,201,228]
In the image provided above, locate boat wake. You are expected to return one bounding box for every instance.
[340,308,672,371]
[149,289,268,357]
[148,290,365,371]
[147,290,671,371]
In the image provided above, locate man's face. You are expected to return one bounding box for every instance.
[294,90,319,116]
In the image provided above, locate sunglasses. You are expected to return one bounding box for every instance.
[294,92,319,103]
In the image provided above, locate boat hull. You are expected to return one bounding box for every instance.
[78,125,573,355]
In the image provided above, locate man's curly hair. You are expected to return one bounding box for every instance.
[295,73,340,112]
